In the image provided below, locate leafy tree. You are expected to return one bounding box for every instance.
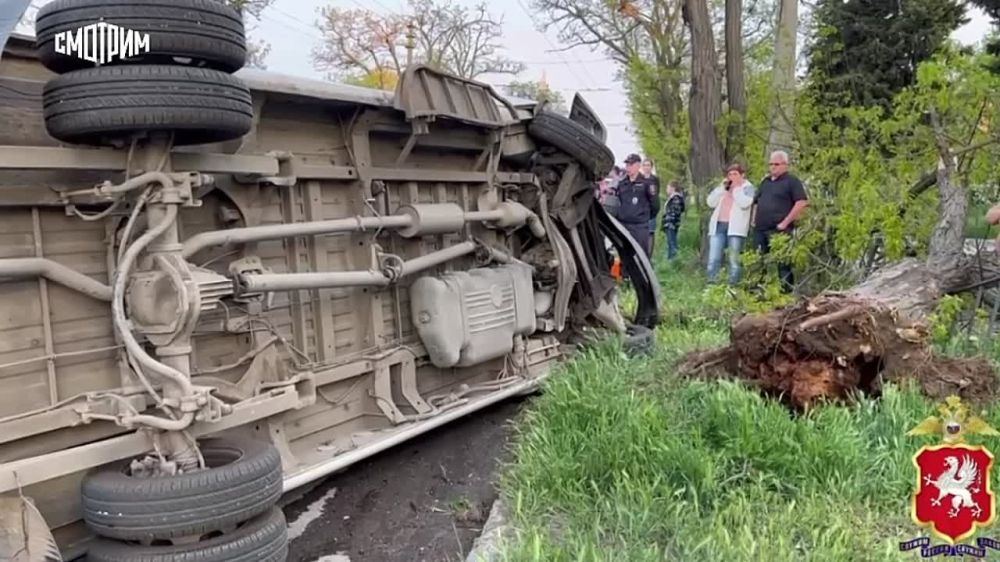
[312,0,524,81]
[504,79,566,113]
[968,0,1000,73]
[225,0,276,18]
[805,0,967,112]
[531,0,688,178]
[344,68,400,91]
[781,46,1000,291]
[224,0,274,69]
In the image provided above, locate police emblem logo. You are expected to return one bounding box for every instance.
[901,396,1000,555]
[913,445,995,543]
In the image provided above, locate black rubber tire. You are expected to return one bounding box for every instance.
[35,0,246,74]
[81,436,282,542]
[623,324,655,356]
[42,65,253,147]
[86,507,288,562]
[527,110,615,179]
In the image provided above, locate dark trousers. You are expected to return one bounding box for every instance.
[664,227,679,260]
[624,222,651,258]
[753,228,794,293]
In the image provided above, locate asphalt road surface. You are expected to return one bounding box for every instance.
[281,398,525,562]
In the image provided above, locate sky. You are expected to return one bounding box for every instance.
[10,0,996,164]
[250,0,635,159]
[251,0,993,165]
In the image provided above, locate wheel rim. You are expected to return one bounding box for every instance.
[122,441,246,478]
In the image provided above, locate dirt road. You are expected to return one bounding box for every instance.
[281,398,525,562]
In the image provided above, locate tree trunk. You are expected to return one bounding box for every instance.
[766,0,797,158]
[683,0,726,262]
[926,108,967,274]
[683,0,725,190]
[724,0,746,163]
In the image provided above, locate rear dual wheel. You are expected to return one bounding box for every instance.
[35,0,253,147]
[35,0,247,74]
[42,65,254,146]
[86,507,288,562]
[81,436,287,561]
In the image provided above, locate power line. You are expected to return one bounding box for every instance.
[512,0,597,92]
[348,0,396,15]
[520,57,616,65]
[260,12,324,43]
[268,5,318,31]
[492,82,613,90]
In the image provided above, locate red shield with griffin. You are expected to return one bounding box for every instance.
[913,444,997,543]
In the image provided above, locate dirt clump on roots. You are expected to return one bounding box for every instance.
[680,295,998,410]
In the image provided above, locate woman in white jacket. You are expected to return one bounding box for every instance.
[706,163,756,285]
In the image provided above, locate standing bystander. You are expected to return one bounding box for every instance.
[661,180,686,260]
[641,159,660,255]
[617,153,659,257]
[706,164,755,284]
[751,151,809,293]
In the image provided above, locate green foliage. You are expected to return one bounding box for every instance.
[724,70,772,174]
[625,57,688,181]
[505,79,567,114]
[773,46,1000,291]
[493,264,1000,560]
[805,0,967,112]
[343,68,399,90]
[969,1,1000,73]
[493,206,1000,560]
[928,294,967,345]
[972,0,1000,19]
[625,24,1000,294]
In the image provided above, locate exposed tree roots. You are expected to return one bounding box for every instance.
[680,292,998,411]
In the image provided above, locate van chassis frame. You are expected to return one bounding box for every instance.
[0,140,558,495]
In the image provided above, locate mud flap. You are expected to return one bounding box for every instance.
[595,205,661,328]
[568,93,607,144]
[0,495,62,561]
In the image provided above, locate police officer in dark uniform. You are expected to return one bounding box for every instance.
[615,153,659,257]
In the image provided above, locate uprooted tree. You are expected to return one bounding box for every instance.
[682,49,1000,410]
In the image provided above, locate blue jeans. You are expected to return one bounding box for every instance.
[664,227,679,260]
[707,222,745,285]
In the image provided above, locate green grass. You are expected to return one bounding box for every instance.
[491,215,1000,561]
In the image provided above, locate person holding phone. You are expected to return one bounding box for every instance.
[706,163,756,285]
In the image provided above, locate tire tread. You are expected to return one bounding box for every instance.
[35,0,246,73]
[527,110,614,178]
[81,436,282,541]
[86,508,288,562]
[42,66,253,146]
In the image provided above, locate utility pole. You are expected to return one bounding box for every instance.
[405,19,416,68]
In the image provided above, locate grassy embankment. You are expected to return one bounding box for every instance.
[493,216,1000,561]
